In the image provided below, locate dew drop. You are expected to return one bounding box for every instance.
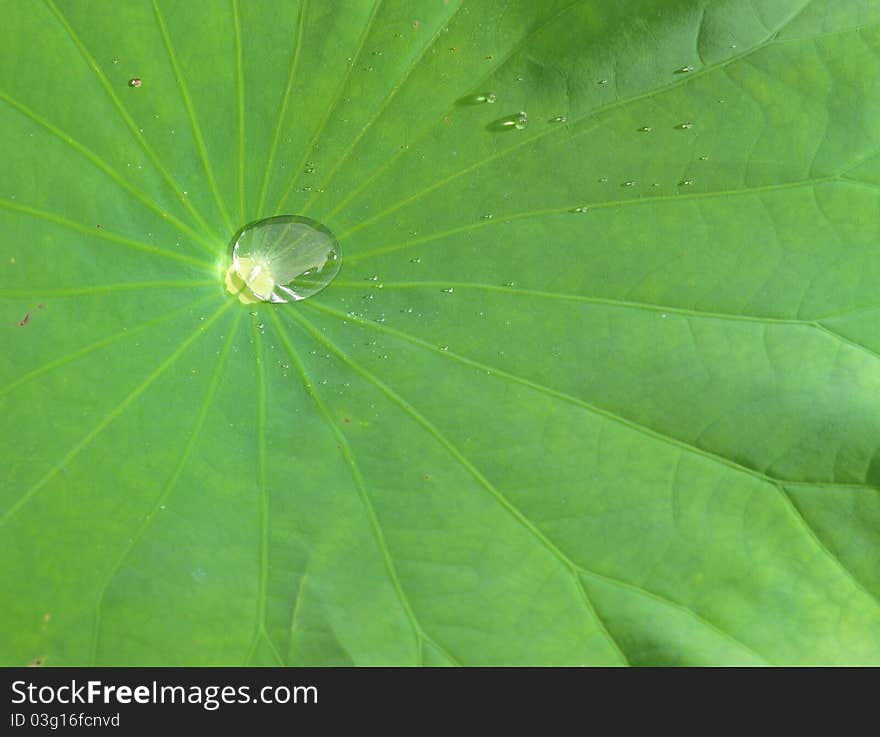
[409,256,421,264]
[439,345,449,351]
[598,177,608,184]
[598,79,608,85]
[467,91,496,104]
[637,126,653,133]
[570,206,589,213]
[622,180,636,188]
[699,155,709,161]
[675,65,695,74]
[491,111,529,131]
[111,57,119,65]
[481,213,494,220]
[679,179,694,187]
[441,287,454,294]
[549,115,567,123]
[675,122,693,130]
[224,215,341,304]
[128,77,142,87]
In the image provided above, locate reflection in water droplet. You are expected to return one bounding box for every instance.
[128,77,142,87]
[675,65,695,74]
[675,122,693,130]
[224,215,341,304]
[638,126,653,133]
[570,206,589,213]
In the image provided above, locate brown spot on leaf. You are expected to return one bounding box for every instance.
[28,657,45,667]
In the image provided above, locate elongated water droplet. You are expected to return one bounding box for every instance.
[128,77,142,88]
[570,206,589,213]
[598,79,608,85]
[549,115,567,123]
[675,65,695,74]
[488,111,528,132]
[679,179,694,187]
[638,126,653,133]
[441,287,454,294]
[457,91,496,106]
[224,215,341,304]
[622,180,636,187]
[675,122,693,130]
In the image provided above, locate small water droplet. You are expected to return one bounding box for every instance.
[481,213,493,220]
[111,57,119,65]
[638,126,653,133]
[598,79,608,85]
[502,281,516,287]
[441,287,454,294]
[224,215,341,304]
[128,77,142,87]
[549,115,567,123]
[679,179,694,187]
[304,162,315,174]
[622,180,636,188]
[675,65,695,74]
[699,155,709,161]
[598,177,608,184]
[675,122,693,130]
[439,345,449,351]
[570,206,589,213]
[410,256,421,263]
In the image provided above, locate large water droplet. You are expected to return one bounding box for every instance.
[224,215,341,304]
[489,111,528,131]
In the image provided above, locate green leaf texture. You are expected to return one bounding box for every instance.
[2,0,880,666]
